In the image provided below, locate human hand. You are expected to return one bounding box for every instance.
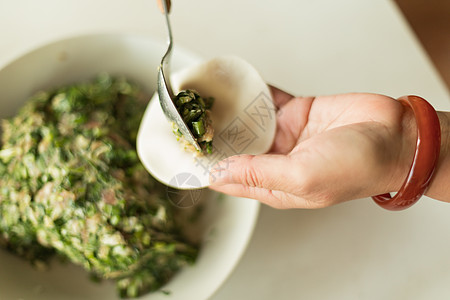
[208,87,420,209]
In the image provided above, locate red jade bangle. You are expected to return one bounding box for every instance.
[372,95,441,211]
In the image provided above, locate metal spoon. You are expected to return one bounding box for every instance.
[156,0,202,152]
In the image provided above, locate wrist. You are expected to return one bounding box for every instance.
[389,103,417,193]
[425,111,450,201]
[374,95,442,210]
[389,106,449,202]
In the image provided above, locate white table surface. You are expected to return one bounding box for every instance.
[1,1,450,299]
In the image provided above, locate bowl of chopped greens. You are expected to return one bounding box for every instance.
[0,33,259,300]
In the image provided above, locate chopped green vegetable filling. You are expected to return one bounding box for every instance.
[173,90,214,154]
[0,74,199,298]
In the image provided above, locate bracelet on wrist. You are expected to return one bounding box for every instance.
[372,95,441,211]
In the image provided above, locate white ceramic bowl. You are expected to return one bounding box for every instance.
[0,33,259,300]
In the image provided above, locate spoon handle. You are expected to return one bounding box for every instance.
[157,0,171,14]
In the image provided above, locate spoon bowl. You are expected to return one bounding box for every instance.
[157,0,202,152]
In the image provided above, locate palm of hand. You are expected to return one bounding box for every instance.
[268,93,412,208]
[209,90,415,209]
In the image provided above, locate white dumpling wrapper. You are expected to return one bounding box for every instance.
[137,56,276,189]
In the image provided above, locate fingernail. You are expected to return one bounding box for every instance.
[209,166,233,186]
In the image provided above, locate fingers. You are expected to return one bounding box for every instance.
[269,96,315,154]
[268,85,294,109]
[209,183,325,209]
[157,0,171,13]
[209,154,298,194]
[265,85,315,154]
[209,183,289,208]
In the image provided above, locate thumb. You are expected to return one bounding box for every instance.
[209,154,296,193]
